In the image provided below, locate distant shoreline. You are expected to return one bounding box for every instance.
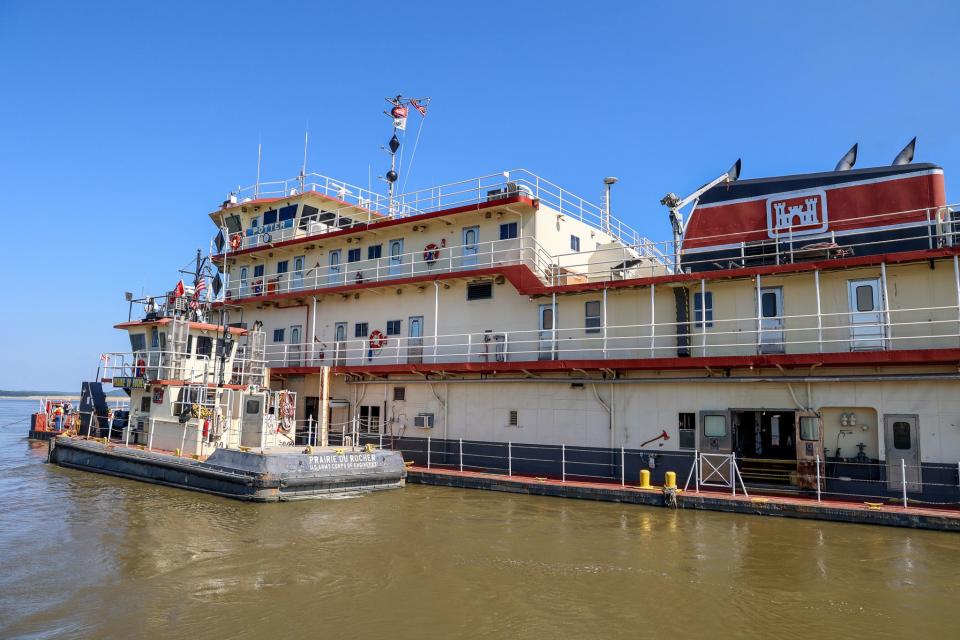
[0,395,82,401]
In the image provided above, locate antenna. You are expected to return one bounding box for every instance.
[300,130,309,192]
[380,94,430,215]
[255,142,262,199]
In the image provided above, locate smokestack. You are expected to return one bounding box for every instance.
[603,177,618,235]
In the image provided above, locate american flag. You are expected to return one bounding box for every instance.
[191,278,206,310]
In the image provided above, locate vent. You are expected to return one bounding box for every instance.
[508,410,519,427]
[414,413,434,429]
[393,386,406,401]
[467,281,493,300]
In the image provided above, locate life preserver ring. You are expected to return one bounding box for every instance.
[135,359,146,378]
[230,234,242,250]
[369,330,387,351]
[423,243,440,264]
[260,232,272,244]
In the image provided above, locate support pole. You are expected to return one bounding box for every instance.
[427,436,431,469]
[459,437,463,472]
[902,458,908,508]
[649,284,655,357]
[602,287,608,358]
[562,443,566,482]
[954,255,960,346]
[815,453,821,502]
[147,418,155,451]
[508,441,512,476]
[319,366,330,447]
[814,269,823,352]
[700,278,707,356]
[551,291,558,360]
[881,261,892,348]
[620,447,627,487]
[433,281,440,361]
[755,274,762,351]
[307,415,313,448]
[695,451,700,493]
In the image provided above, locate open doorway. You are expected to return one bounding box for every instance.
[732,409,797,486]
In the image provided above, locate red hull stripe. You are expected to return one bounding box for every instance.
[268,347,960,377]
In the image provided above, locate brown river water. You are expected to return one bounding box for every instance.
[1,399,958,639]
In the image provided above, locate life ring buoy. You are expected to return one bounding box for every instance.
[423,243,440,264]
[260,232,272,244]
[230,234,242,250]
[369,330,387,351]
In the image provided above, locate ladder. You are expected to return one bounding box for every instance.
[169,317,190,381]
[246,329,267,387]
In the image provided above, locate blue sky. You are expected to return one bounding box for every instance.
[1,1,959,390]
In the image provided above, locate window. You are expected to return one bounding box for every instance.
[703,414,727,437]
[368,244,382,260]
[679,413,696,449]
[278,204,297,223]
[276,260,289,274]
[467,281,493,300]
[186,335,193,354]
[892,421,912,450]
[245,399,261,415]
[570,235,581,252]
[393,386,406,401]
[262,209,278,225]
[129,334,146,352]
[174,386,208,417]
[508,410,519,427]
[359,405,381,432]
[253,264,265,278]
[355,322,368,338]
[239,266,248,284]
[856,285,875,312]
[150,327,160,349]
[761,291,778,318]
[140,396,151,413]
[272,329,285,343]
[386,320,402,336]
[348,248,361,263]
[250,217,259,229]
[196,336,213,357]
[585,301,602,334]
[693,292,714,328]
[499,222,518,240]
[298,205,319,230]
[799,415,820,441]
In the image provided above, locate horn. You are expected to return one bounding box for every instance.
[834,143,858,171]
[892,137,916,165]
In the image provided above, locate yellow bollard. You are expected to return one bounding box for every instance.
[639,469,651,488]
[665,471,677,489]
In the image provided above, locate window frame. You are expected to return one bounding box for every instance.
[386,320,402,336]
[693,291,714,328]
[584,300,602,334]
[499,222,518,240]
[354,322,369,338]
[570,235,581,252]
[367,244,383,260]
[272,329,285,343]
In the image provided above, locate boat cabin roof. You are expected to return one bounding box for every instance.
[114,318,248,336]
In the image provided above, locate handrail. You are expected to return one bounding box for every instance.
[261,299,960,367]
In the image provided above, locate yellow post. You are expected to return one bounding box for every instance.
[665,471,677,489]
[639,469,651,488]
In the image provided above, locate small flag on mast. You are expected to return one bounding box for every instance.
[173,280,185,298]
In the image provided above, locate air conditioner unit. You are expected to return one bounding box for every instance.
[414,413,435,429]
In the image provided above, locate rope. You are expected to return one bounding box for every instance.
[0,416,30,429]
[400,114,427,194]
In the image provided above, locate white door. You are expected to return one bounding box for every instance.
[538,304,555,360]
[462,226,479,267]
[328,250,342,285]
[293,256,304,290]
[759,287,784,354]
[408,316,423,364]
[289,325,301,366]
[848,278,884,350]
[885,415,922,492]
[334,322,347,366]
[389,239,404,277]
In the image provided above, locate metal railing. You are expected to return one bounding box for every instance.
[263,300,960,367]
[222,169,656,252]
[225,236,556,300]
[100,350,265,387]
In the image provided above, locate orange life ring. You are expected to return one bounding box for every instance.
[230,234,242,250]
[423,243,440,263]
[369,330,387,350]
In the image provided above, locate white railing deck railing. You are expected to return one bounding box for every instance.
[222,169,657,252]
[222,205,959,298]
[262,301,960,368]
[101,350,265,387]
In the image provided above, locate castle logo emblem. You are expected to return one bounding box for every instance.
[765,189,828,239]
